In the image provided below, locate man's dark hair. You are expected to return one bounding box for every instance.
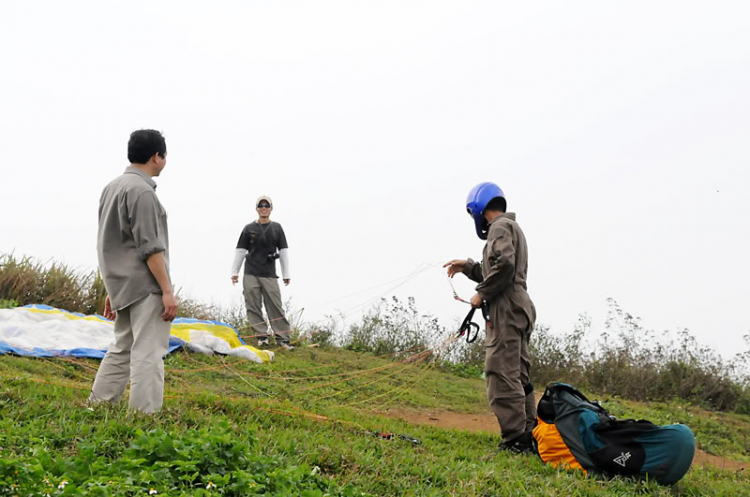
[128,129,167,164]
[485,196,507,213]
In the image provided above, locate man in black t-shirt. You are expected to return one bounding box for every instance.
[231,195,293,349]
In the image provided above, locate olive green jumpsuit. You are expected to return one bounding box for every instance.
[463,212,536,441]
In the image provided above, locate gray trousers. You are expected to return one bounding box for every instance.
[89,293,171,414]
[242,275,291,342]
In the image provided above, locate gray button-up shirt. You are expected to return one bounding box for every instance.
[97,166,170,311]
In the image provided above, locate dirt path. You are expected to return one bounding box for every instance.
[374,407,749,472]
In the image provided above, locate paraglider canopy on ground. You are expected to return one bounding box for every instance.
[0,304,273,363]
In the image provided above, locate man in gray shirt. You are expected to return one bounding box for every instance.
[89,129,177,414]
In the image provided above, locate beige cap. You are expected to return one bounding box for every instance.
[256,195,273,207]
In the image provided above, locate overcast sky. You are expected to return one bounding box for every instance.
[1,2,748,359]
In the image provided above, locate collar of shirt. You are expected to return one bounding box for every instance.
[124,165,157,190]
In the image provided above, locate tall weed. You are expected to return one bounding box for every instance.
[342,296,445,357]
[531,298,750,413]
[0,253,106,314]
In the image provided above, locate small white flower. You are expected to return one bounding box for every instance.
[43,478,50,484]
[311,466,321,475]
[149,489,158,495]
[206,481,217,489]
[58,479,69,489]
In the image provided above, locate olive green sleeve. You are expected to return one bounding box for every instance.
[475,224,515,300]
[462,258,484,283]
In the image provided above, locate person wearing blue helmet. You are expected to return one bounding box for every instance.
[445,182,537,454]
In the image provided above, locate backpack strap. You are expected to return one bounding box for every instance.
[537,383,611,424]
[537,386,556,423]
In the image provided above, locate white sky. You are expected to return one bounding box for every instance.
[1,2,748,359]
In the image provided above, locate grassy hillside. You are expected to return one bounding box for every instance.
[1,346,748,496]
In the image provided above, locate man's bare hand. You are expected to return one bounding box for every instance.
[162,292,178,322]
[283,278,290,286]
[104,295,117,321]
[443,259,466,278]
[470,293,482,309]
[231,275,239,285]
[145,252,177,321]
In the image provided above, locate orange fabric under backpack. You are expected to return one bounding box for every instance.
[532,418,586,473]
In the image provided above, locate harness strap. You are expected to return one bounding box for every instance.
[457,302,490,343]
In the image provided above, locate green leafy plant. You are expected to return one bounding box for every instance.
[0,421,351,495]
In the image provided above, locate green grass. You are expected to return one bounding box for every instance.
[1,347,749,496]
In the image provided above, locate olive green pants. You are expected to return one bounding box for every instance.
[485,319,536,441]
[242,275,291,342]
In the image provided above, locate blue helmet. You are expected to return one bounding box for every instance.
[466,182,505,240]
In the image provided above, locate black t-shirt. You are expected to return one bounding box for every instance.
[236,221,288,278]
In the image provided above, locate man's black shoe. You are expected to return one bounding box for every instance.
[498,431,535,455]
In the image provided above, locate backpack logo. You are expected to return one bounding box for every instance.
[614,452,631,467]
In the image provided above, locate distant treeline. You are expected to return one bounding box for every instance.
[1,253,748,414]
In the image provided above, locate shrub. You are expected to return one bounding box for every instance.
[530,317,589,387]
[530,299,750,412]
[0,253,106,314]
[342,296,444,357]
[302,313,342,348]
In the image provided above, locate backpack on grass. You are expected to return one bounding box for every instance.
[532,383,695,485]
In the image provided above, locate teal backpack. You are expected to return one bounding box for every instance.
[535,383,696,485]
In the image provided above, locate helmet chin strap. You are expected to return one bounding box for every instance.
[474,216,490,240]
